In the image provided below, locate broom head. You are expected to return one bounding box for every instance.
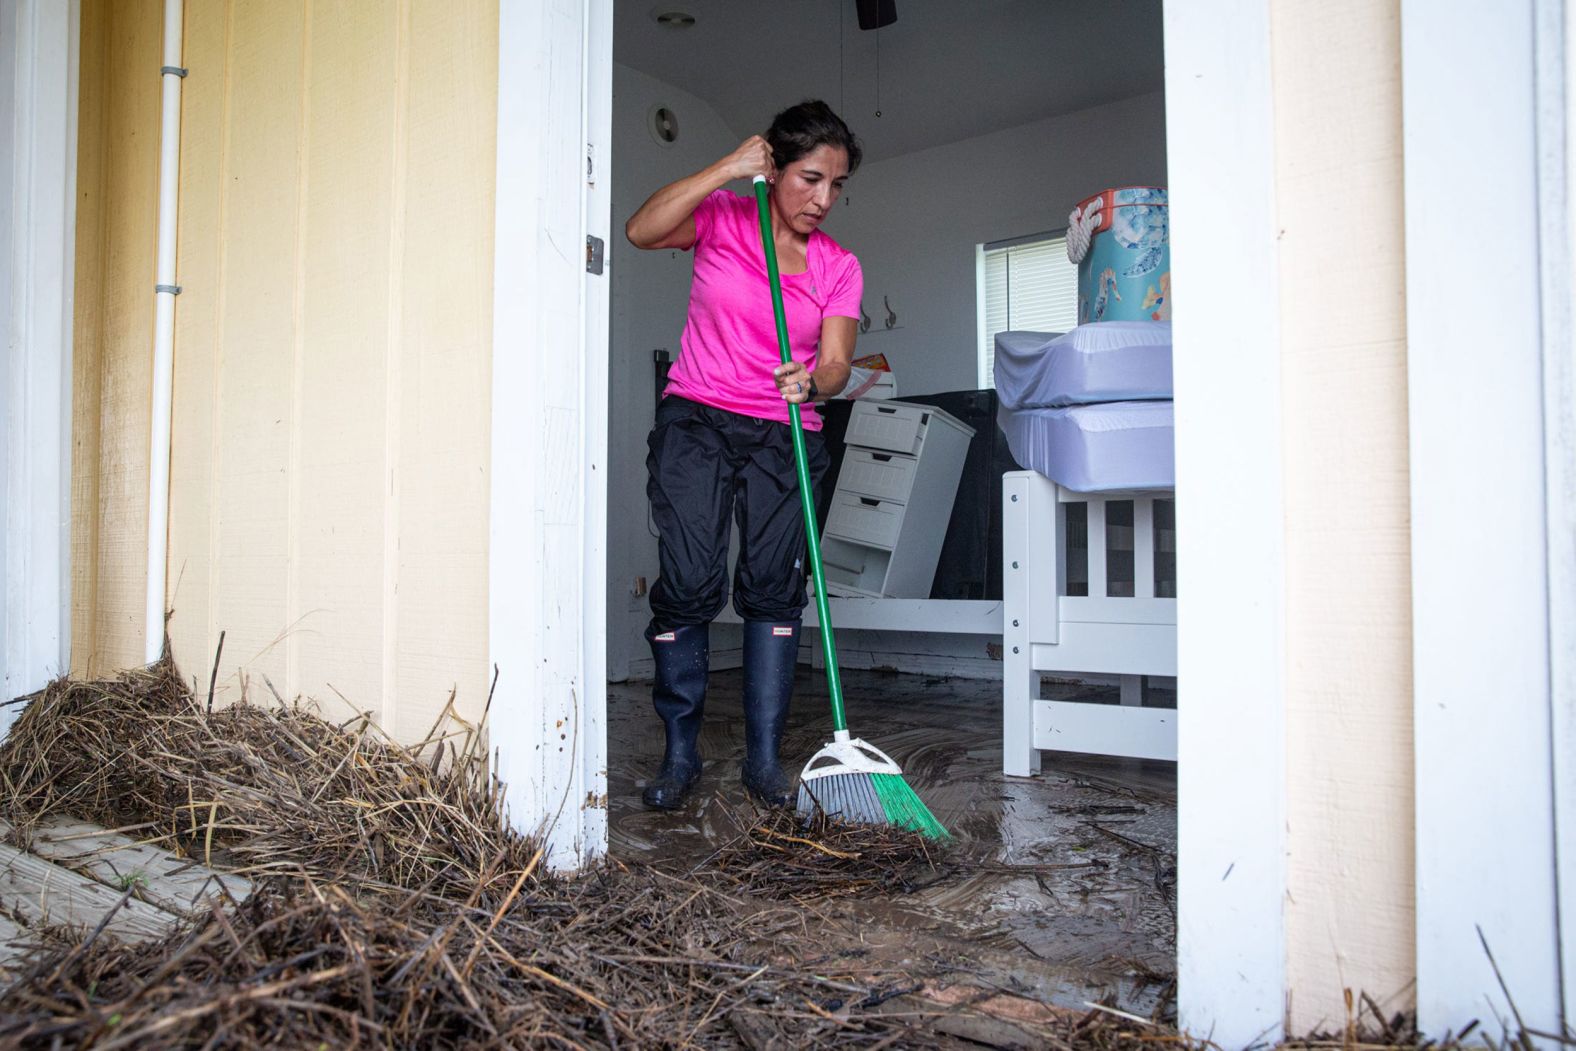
[796,731,949,840]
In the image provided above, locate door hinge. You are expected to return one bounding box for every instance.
[586,235,605,275]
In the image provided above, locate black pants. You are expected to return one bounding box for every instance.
[646,396,828,626]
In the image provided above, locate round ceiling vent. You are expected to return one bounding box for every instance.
[649,104,679,147]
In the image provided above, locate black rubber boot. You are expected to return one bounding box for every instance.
[741,620,799,807]
[643,623,708,810]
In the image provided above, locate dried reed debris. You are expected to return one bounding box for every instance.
[0,661,959,1048]
[0,662,1494,1049]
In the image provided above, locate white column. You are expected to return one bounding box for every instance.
[1165,0,1289,1042]
[489,0,612,870]
[2,0,79,733]
[1542,0,1576,1030]
[578,0,613,867]
[1403,0,1564,1034]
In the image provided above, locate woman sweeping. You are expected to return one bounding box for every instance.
[624,100,863,810]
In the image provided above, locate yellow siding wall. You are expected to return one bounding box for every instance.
[1272,0,1416,1028]
[75,0,499,740]
[71,0,162,676]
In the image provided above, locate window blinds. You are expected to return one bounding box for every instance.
[979,234,1079,387]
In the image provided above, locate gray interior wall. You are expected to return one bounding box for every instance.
[830,90,1168,396]
[606,74,1169,680]
[607,64,743,680]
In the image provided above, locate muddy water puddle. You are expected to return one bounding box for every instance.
[609,666,1177,1019]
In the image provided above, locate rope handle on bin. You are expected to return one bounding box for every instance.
[1066,195,1104,265]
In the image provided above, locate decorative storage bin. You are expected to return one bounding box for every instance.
[1068,187,1170,325]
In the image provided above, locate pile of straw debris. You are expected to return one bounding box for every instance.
[0,661,975,1048]
[0,661,1475,1049]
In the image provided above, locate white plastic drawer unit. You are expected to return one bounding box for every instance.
[819,398,974,599]
[836,448,918,504]
[843,401,929,455]
[824,491,904,549]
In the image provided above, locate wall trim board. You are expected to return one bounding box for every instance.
[489,0,612,870]
[2,0,79,733]
[1402,0,1564,1033]
[1537,0,1576,1028]
[1164,0,1288,1041]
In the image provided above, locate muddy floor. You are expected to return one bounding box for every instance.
[609,666,1178,1020]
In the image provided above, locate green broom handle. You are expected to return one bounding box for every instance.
[753,176,848,734]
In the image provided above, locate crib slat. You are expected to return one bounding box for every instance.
[1086,497,1108,598]
[1135,497,1156,599]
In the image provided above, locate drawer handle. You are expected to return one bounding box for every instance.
[872,453,892,462]
[876,406,897,414]
[859,497,881,507]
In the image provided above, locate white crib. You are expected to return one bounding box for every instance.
[1001,469,1178,775]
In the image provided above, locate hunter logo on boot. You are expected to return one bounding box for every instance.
[654,631,675,642]
[772,626,795,637]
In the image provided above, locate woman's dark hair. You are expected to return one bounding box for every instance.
[766,100,862,175]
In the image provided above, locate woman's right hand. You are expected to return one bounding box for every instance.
[720,135,775,184]
[626,136,774,250]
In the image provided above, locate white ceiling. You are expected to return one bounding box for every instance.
[614,0,1165,163]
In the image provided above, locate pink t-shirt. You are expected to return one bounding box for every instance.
[665,189,863,431]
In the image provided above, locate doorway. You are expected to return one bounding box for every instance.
[604,0,1179,1021]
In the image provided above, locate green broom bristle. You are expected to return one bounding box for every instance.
[870,773,950,841]
[797,771,951,841]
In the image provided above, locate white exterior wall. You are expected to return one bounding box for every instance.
[1403,0,1567,1035]
[1168,1,1573,1035]
[2,0,78,731]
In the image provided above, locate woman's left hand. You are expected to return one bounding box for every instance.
[773,362,814,404]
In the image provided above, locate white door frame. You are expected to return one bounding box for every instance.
[1549,0,1576,1028]
[1164,1,1289,1043]
[2,0,79,733]
[1403,0,1569,1035]
[489,0,612,870]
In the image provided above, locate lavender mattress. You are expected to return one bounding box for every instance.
[993,322,1172,409]
[998,400,1175,493]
